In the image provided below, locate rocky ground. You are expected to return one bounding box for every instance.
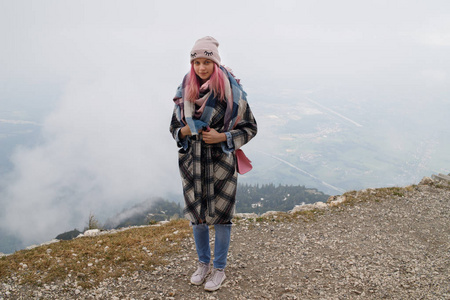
[1,182,449,299]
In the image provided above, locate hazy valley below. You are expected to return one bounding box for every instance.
[241,88,450,195]
[1,87,449,254]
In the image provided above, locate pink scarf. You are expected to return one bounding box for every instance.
[193,81,211,118]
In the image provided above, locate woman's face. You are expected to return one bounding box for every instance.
[193,58,215,83]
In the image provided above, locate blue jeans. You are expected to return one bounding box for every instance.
[192,223,232,269]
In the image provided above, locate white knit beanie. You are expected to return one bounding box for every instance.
[190,36,221,65]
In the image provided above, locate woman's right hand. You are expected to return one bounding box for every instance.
[179,126,192,139]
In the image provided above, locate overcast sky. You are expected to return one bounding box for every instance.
[2,1,449,98]
[1,0,449,247]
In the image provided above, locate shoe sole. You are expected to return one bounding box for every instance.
[190,279,205,286]
[191,272,210,285]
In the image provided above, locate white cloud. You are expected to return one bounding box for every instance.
[420,33,450,46]
[0,72,180,245]
[420,69,448,83]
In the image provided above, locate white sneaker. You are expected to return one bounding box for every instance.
[190,262,210,285]
[204,268,226,291]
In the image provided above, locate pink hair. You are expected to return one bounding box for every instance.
[185,64,226,102]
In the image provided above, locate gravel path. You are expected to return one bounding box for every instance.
[1,184,449,299]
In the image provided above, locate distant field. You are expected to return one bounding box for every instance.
[240,95,450,194]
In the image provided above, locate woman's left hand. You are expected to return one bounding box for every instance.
[202,128,227,144]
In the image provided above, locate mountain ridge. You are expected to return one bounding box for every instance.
[1,175,449,298]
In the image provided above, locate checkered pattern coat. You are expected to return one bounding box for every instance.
[170,87,257,225]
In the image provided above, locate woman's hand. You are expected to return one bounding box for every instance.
[179,126,192,139]
[202,128,227,144]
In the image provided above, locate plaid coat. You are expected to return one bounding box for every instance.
[170,81,257,225]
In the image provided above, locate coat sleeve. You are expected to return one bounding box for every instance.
[170,105,190,150]
[222,100,257,153]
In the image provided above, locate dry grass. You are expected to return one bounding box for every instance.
[332,185,416,207]
[291,209,325,221]
[0,219,191,289]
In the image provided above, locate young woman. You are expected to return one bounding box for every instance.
[169,36,257,291]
